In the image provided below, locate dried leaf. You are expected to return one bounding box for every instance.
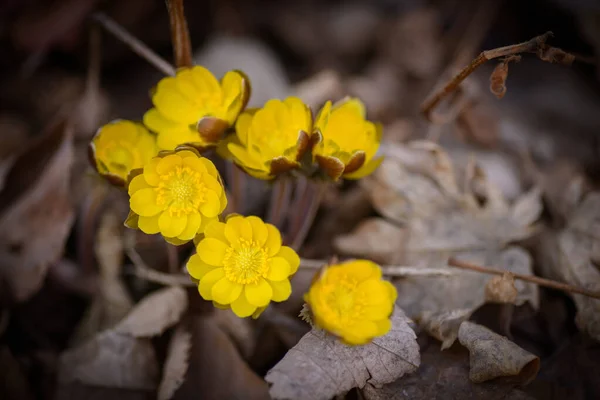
[265,307,420,400]
[0,121,74,301]
[0,346,35,400]
[485,273,518,304]
[158,324,192,400]
[58,330,159,390]
[173,316,269,400]
[116,286,188,337]
[418,309,473,350]
[458,321,540,384]
[336,142,540,345]
[538,192,600,341]
[363,336,535,400]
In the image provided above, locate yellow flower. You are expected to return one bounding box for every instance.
[126,147,227,245]
[187,216,300,317]
[312,98,383,181]
[304,260,397,345]
[89,120,158,186]
[226,97,312,180]
[143,66,250,151]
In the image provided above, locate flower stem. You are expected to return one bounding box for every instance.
[267,178,292,229]
[289,179,326,251]
[226,162,245,214]
[92,12,175,76]
[166,0,193,68]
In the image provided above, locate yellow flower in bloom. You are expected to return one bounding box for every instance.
[89,120,158,186]
[187,216,300,317]
[305,260,397,345]
[126,147,227,245]
[143,66,250,151]
[312,98,383,181]
[226,97,312,180]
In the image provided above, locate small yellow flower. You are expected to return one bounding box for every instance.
[187,216,300,317]
[143,66,250,151]
[226,97,312,180]
[304,260,397,345]
[89,120,158,186]
[312,98,383,181]
[126,147,227,245]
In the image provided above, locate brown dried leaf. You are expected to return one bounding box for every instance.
[458,321,540,384]
[334,218,406,264]
[116,286,188,337]
[58,330,159,389]
[158,324,192,400]
[265,307,419,400]
[173,316,269,400]
[538,192,600,341]
[418,309,473,350]
[0,120,74,301]
[363,336,535,400]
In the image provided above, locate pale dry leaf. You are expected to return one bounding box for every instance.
[458,321,540,384]
[95,210,124,281]
[116,286,188,337]
[336,141,540,344]
[538,192,600,341]
[158,324,192,400]
[362,336,535,400]
[0,120,74,301]
[173,316,269,400]
[265,306,420,400]
[485,273,518,304]
[58,330,159,389]
[418,309,473,350]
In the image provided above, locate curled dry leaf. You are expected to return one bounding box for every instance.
[58,330,159,390]
[158,324,192,400]
[0,120,74,301]
[362,336,535,400]
[485,272,518,304]
[418,309,473,351]
[335,141,540,347]
[458,321,540,384]
[538,192,600,341]
[116,286,188,337]
[265,306,420,400]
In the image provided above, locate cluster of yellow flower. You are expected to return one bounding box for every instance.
[89,65,394,345]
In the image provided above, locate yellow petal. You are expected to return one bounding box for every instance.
[200,157,219,177]
[357,280,391,305]
[190,66,221,97]
[157,128,199,151]
[374,319,392,336]
[352,320,378,338]
[227,143,264,170]
[138,215,160,234]
[143,157,161,186]
[344,157,383,180]
[333,97,366,117]
[153,77,198,122]
[182,156,208,175]
[269,279,291,302]
[157,154,182,175]
[200,190,221,218]
[266,257,291,281]
[178,212,202,241]
[202,174,223,195]
[158,213,187,238]
[203,221,228,244]
[128,174,150,195]
[343,260,382,281]
[235,111,255,146]
[211,278,243,305]
[198,268,225,300]
[197,237,228,266]
[363,302,394,320]
[314,101,332,131]
[247,216,268,246]
[264,223,282,256]
[225,216,252,246]
[244,278,273,307]
[276,246,300,275]
[186,254,217,280]
[231,292,257,318]
[130,188,162,217]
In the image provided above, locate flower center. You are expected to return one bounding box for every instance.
[223,239,268,284]
[155,165,205,217]
[322,275,365,327]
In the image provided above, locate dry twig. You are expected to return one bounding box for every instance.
[166,0,193,68]
[421,31,577,120]
[448,257,600,300]
[300,258,454,277]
